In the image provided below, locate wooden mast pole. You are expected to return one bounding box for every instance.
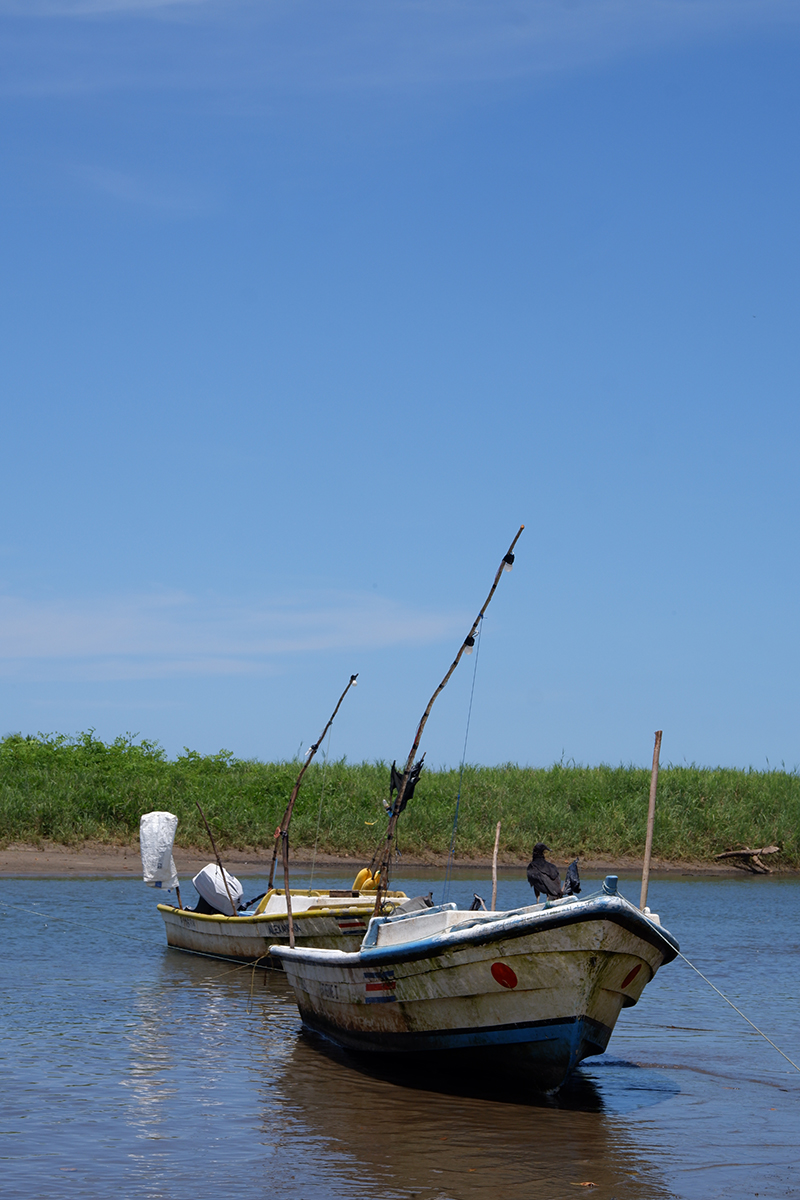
[267,673,359,948]
[640,730,662,911]
[195,801,238,916]
[372,526,524,915]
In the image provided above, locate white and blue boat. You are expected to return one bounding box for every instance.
[271,876,679,1091]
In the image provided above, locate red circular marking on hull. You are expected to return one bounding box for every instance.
[621,963,642,989]
[491,962,518,989]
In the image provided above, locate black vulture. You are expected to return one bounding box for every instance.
[526,842,563,901]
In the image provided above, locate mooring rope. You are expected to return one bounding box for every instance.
[617,893,800,1075]
[443,614,484,902]
[0,896,156,948]
[672,947,800,1073]
[0,896,286,1009]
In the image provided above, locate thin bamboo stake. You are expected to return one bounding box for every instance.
[373,526,524,915]
[491,821,501,911]
[195,801,238,916]
[640,730,663,911]
[282,824,295,949]
[268,673,359,948]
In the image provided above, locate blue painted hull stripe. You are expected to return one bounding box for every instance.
[300,1011,612,1054]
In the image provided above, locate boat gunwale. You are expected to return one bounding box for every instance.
[271,894,679,968]
[156,891,407,924]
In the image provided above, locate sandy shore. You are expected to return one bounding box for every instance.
[0,841,785,878]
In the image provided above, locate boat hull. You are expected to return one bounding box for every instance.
[273,893,678,1090]
[302,1009,612,1091]
[157,907,369,964]
[156,890,407,966]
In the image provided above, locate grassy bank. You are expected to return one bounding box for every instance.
[1,732,798,866]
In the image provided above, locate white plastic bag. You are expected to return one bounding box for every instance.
[193,863,243,914]
[140,811,179,891]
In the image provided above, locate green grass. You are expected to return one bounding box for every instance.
[1,731,799,866]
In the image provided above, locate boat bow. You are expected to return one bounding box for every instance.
[271,882,679,1090]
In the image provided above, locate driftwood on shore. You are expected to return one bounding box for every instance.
[714,845,780,874]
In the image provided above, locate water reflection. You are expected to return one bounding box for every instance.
[260,1023,679,1200]
[289,1029,680,1114]
[119,953,297,1197]
[5,876,799,1200]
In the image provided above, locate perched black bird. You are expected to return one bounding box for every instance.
[526,842,563,901]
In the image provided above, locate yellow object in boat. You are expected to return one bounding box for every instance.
[361,870,380,892]
[351,867,372,890]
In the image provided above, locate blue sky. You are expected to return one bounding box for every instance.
[1,0,799,770]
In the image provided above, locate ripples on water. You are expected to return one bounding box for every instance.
[1,871,798,1199]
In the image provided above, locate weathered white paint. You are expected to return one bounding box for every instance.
[272,890,678,1086]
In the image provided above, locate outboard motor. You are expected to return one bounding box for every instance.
[192,863,244,915]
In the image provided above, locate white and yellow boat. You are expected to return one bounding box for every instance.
[156,878,411,967]
[142,809,409,968]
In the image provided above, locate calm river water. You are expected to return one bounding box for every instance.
[1,869,798,1199]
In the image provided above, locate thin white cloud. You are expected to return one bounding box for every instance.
[0,0,203,13]
[0,590,467,680]
[1,1,798,98]
[73,164,212,212]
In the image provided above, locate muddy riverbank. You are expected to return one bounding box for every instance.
[1,840,793,878]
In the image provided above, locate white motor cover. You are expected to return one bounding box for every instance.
[192,863,243,914]
[140,811,179,890]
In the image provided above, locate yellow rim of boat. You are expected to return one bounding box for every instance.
[156,890,405,922]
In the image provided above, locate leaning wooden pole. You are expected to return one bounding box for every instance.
[640,730,663,911]
[373,526,524,915]
[491,821,501,911]
[267,673,359,947]
[195,801,238,916]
